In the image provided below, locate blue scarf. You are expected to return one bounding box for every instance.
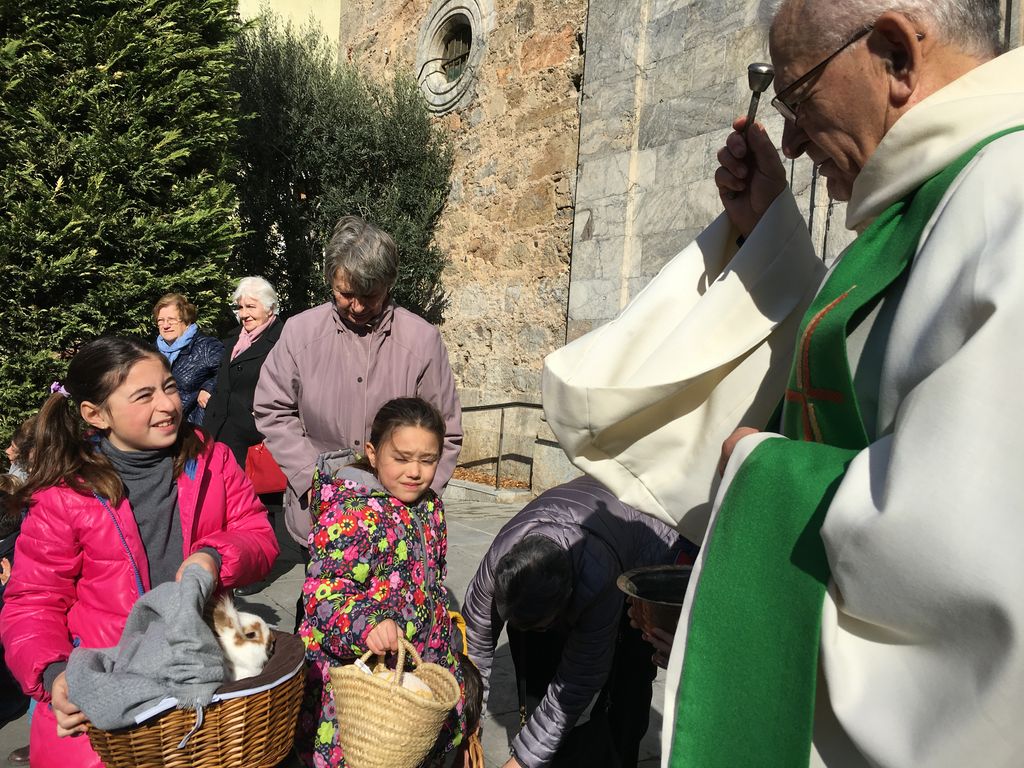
[156,323,198,365]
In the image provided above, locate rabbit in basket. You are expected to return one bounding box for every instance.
[212,595,275,681]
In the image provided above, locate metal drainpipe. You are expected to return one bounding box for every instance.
[563,0,592,346]
[495,407,506,489]
[1005,0,1015,50]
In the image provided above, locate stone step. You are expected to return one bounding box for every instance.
[443,479,534,505]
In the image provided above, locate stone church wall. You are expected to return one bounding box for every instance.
[569,0,857,342]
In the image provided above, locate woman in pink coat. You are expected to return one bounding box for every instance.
[0,337,279,768]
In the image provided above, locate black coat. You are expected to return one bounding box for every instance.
[203,318,285,468]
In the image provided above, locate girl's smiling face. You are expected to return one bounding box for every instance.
[366,425,441,504]
[80,355,182,452]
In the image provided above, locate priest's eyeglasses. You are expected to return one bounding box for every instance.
[772,26,925,123]
[771,26,873,123]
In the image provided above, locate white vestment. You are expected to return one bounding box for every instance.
[663,47,1024,767]
[543,175,824,543]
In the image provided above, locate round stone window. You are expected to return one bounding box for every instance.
[416,0,494,113]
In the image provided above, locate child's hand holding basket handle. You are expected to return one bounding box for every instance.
[365,618,401,655]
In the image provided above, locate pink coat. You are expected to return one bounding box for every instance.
[0,437,279,768]
[254,301,462,545]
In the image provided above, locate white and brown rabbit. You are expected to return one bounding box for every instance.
[211,595,275,681]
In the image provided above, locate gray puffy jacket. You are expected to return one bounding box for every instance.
[462,475,680,768]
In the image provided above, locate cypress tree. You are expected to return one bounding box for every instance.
[0,0,240,437]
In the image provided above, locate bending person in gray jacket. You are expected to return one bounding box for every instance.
[462,475,683,768]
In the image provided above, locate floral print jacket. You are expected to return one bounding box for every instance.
[297,467,465,767]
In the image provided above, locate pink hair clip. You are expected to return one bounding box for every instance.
[50,381,70,399]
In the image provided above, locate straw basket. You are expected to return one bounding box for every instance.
[87,631,305,768]
[330,638,460,768]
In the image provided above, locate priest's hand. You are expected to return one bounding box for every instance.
[644,627,675,669]
[718,427,761,476]
[52,672,89,737]
[715,118,787,237]
[629,600,676,668]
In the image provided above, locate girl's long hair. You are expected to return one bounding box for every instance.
[25,336,204,504]
[9,414,37,470]
[0,474,25,540]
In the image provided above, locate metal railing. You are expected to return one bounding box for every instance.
[460,401,543,489]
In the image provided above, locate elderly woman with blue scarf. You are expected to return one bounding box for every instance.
[152,293,224,425]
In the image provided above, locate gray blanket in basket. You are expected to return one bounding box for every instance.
[65,564,227,730]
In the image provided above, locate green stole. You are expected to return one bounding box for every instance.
[670,127,1023,767]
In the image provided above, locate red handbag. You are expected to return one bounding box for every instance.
[245,441,288,495]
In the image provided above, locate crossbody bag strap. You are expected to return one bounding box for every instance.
[93,491,146,598]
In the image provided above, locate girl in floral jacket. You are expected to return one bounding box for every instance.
[298,397,466,767]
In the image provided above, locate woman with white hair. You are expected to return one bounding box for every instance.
[204,276,285,468]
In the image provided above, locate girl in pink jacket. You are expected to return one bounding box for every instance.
[0,337,279,768]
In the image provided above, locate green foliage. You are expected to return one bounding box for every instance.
[0,0,240,438]
[231,14,452,319]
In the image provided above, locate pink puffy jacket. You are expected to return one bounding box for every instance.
[0,437,279,768]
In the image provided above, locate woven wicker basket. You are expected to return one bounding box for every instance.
[330,638,460,768]
[87,630,305,768]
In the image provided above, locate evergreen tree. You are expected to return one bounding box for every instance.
[0,0,240,438]
[231,15,452,320]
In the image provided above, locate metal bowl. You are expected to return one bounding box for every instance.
[616,565,692,635]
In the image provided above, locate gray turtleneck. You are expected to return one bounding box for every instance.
[100,438,185,590]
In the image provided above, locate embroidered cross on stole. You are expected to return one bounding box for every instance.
[670,127,1024,768]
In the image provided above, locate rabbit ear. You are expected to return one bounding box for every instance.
[212,595,242,635]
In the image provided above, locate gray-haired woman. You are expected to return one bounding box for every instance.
[254,216,463,547]
[204,276,285,468]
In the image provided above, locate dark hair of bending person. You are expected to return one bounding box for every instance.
[494,535,573,631]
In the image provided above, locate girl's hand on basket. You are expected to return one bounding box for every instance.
[52,672,89,737]
[366,619,401,655]
[175,551,220,590]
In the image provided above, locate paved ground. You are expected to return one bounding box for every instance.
[0,497,666,766]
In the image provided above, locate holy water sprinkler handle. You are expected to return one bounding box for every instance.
[741,63,775,134]
[726,63,775,201]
